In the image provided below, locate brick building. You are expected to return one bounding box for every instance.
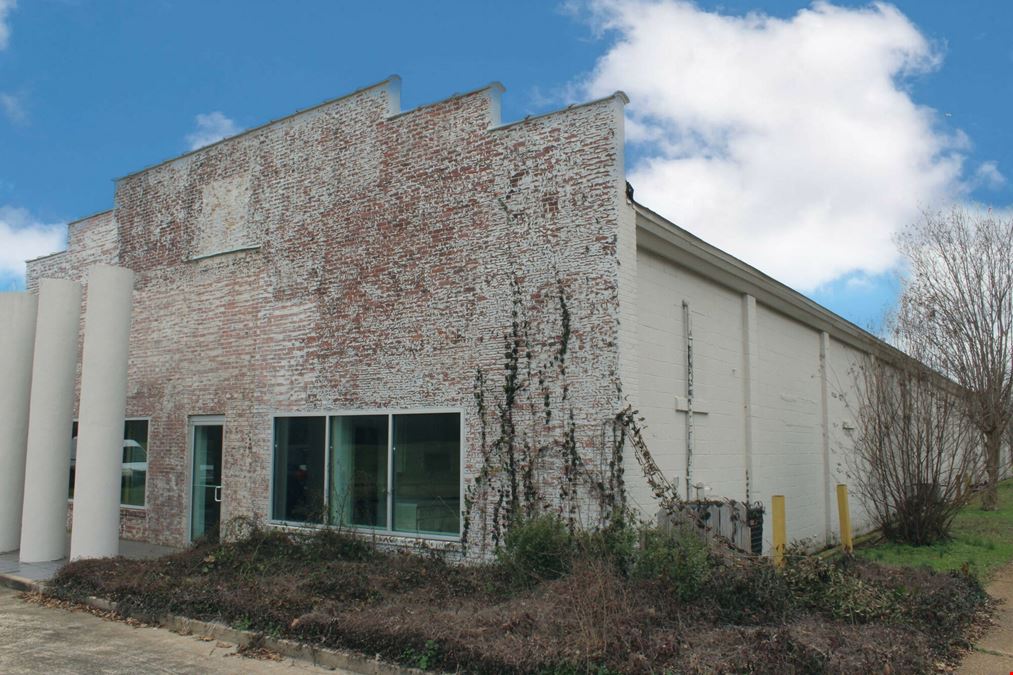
[24,76,900,556]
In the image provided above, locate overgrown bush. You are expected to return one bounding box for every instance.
[846,358,982,545]
[703,557,794,624]
[573,523,637,575]
[631,525,711,601]
[497,514,574,584]
[781,550,899,623]
[47,520,990,674]
[300,526,377,562]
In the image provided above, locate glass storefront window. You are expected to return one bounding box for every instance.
[392,413,460,535]
[272,411,461,536]
[329,415,388,528]
[272,416,326,523]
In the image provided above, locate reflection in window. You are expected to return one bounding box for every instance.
[68,419,149,508]
[271,412,462,536]
[272,417,326,523]
[69,421,77,499]
[392,413,460,535]
[330,415,388,528]
[121,420,148,507]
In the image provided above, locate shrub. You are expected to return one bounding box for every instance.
[703,558,794,624]
[782,552,899,624]
[846,359,981,545]
[573,524,638,575]
[303,526,376,563]
[631,526,711,601]
[498,514,574,584]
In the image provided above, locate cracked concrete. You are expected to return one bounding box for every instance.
[959,562,1013,674]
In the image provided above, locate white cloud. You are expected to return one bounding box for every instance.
[0,0,15,50]
[0,205,65,281]
[972,161,1005,190]
[185,111,242,151]
[581,0,976,290]
[0,91,26,124]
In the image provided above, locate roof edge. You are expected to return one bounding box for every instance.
[491,91,628,132]
[68,208,114,226]
[632,200,913,364]
[114,75,402,182]
[24,209,115,265]
[25,248,68,265]
[385,81,505,121]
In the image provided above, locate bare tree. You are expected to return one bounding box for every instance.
[894,208,1013,510]
[848,358,982,544]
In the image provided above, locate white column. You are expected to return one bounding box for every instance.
[69,265,134,561]
[819,331,833,546]
[19,279,82,562]
[0,293,38,553]
[741,294,758,503]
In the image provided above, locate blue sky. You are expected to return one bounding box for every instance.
[1,1,1010,332]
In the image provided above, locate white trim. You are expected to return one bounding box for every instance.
[322,418,331,523]
[268,408,465,542]
[273,407,462,418]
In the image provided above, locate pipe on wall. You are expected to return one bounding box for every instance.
[70,265,134,561]
[0,293,38,553]
[19,279,83,562]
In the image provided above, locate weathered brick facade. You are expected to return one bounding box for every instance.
[27,78,632,553]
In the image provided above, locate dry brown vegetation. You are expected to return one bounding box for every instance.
[48,519,988,674]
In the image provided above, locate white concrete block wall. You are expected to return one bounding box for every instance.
[751,305,823,547]
[824,337,874,535]
[629,248,746,518]
[629,240,881,552]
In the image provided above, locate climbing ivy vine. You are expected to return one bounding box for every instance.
[462,274,631,552]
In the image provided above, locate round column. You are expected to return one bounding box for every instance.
[19,279,82,562]
[0,293,38,553]
[69,265,134,561]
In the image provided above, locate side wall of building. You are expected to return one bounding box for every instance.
[629,239,872,551]
[630,248,748,514]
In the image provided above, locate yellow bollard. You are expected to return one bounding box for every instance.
[772,495,786,568]
[836,484,853,554]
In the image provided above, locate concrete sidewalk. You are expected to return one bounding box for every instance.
[959,562,1013,673]
[0,587,337,674]
[0,537,176,588]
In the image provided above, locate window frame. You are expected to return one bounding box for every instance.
[269,407,465,542]
[186,414,226,543]
[68,416,151,510]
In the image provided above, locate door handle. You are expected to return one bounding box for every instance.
[213,485,222,503]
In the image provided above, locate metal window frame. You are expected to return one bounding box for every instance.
[186,415,226,543]
[269,407,465,542]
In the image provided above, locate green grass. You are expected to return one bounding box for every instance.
[857,479,1013,580]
